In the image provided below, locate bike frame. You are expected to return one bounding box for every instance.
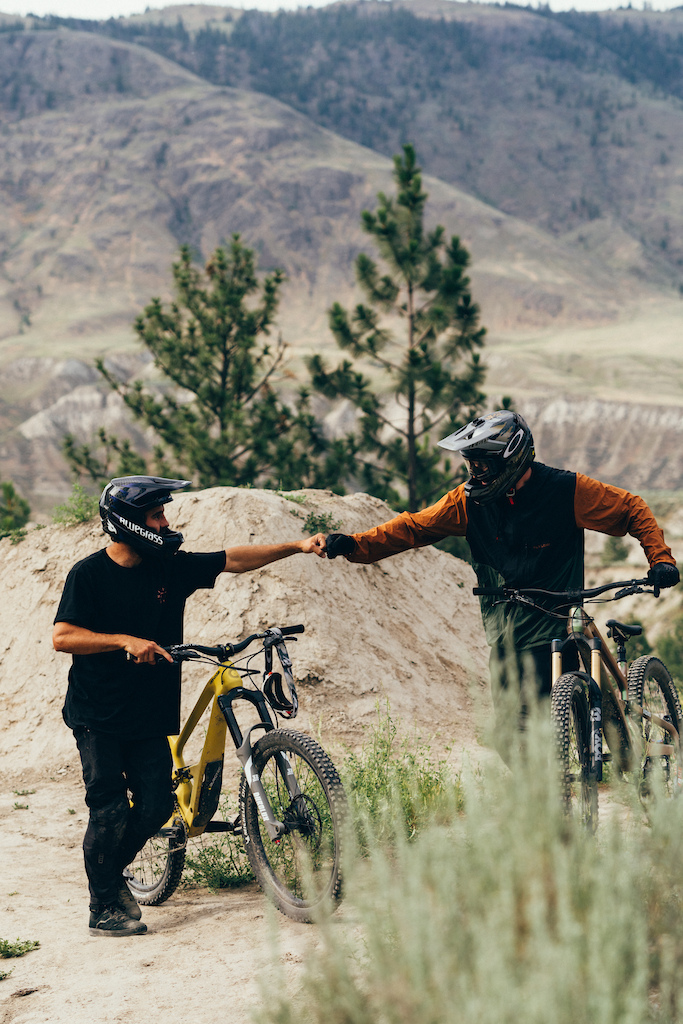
[166,657,301,843]
[551,607,678,782]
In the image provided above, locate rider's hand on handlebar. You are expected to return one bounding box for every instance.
[123,636,174,664]
[647,562,680,597]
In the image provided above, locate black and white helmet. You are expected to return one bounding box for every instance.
[438,411,535,504]
[99,476,191,557]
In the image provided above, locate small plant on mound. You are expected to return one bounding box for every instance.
[302,511,342,535]
[342,704,461,845]
[52,483,99,525]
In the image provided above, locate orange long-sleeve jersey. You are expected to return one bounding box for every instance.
[347,463,674,650]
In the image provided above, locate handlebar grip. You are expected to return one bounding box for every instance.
[280,625,305,636]
[472,588,505,597]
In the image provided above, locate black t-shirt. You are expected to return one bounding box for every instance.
[54,548,226,738]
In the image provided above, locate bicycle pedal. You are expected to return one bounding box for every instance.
[204,816,241,834]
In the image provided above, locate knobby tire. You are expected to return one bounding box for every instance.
[627,655,682,797]
[551,672,598,832]
[239,729,346,924]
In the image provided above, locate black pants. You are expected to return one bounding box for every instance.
[74,729,173,906]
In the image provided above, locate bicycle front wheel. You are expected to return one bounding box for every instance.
[627,656,682,796]
[125,816,187,906]
[551,673,598,831]
[239,729,346,923]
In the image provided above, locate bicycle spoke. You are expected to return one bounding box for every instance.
[259,751,336,900]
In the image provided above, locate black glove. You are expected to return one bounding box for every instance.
[325,533,356,559]
[647,562,680,596]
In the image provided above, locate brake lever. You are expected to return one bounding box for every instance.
[614,584,649,600]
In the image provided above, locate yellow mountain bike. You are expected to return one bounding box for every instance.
[124,625,346,923]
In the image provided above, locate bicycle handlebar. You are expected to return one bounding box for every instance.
[472,578,651,603]
[165,624,305,663]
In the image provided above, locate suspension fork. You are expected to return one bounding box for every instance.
[217,689,301,841]
[588,636,603,783]
[551,635,603,782]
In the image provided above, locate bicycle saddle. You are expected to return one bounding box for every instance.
[606,618,642,641]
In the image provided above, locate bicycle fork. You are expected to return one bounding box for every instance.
[552,634,603,783]
[217,689,302,842]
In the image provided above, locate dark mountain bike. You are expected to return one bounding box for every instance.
[124,625,346,923]
[474,578,681,829]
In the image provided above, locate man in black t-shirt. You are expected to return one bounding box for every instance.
[53,476,326,937]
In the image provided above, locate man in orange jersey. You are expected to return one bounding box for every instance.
[324,411,678,715]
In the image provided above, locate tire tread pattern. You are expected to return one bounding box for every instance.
[551,672,598,831]
[239,728,346,924]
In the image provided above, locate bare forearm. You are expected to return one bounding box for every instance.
[52,623,173,663]
[223,537,324,573]
[53,622,127,655]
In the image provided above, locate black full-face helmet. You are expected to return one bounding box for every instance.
[99,476,191,557]
[438,411,535,505]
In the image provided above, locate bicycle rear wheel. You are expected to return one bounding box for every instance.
[627,656,682,796]
[551,673,598,831]
[125,816,187,906]
[239,729,346,923]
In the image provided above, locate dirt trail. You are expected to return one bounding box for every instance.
[1,776,317,1024]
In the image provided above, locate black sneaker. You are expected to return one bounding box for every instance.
[89,904,147,937]
[117,880,142,921]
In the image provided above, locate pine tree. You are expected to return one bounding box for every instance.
[308,144,487,512]
[0,480,30,538]
[65,239,330,489]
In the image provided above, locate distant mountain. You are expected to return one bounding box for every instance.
[30,0,683,288]
[0,13,681,513]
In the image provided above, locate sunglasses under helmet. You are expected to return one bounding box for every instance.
[438,411,535,505]
[99,476,191,557]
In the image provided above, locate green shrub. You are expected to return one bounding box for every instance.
[601,535,629,565]
[658,616,683,684]
[0,480,30,539]
[258,709,683,1024]
[183,799,253,889]
[342,705,461,844]
[52,483,99,525]
[0,937,39,958]
[302,511,342,535]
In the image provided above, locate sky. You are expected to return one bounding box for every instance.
[3,0,682,19]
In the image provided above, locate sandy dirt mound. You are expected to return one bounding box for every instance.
[0,486,490,779]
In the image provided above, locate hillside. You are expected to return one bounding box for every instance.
[58,0,683,288]
[0,11,682,512]
[1,25,665,512]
